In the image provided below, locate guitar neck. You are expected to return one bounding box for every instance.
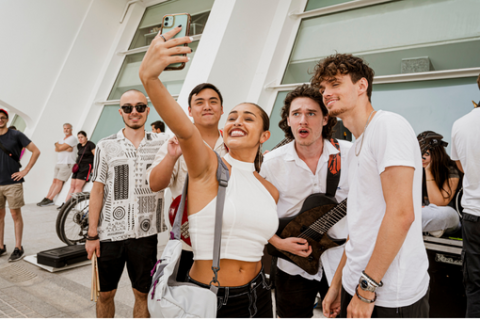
[305,198,347,236]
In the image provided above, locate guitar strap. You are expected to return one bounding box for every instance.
[325,138,341,198]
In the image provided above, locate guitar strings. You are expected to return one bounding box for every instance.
[298,200,347,239]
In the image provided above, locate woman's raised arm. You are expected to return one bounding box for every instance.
[139,26,215,179]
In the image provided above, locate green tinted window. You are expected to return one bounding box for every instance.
[129,0,214,49]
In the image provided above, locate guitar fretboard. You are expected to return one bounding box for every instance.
[298,198,347,239]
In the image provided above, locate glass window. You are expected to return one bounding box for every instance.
[90,102,167,143]
[305,0,354,11]
[264,91,289,152]
[371,77,478,150]
[108,41,199,99]
[10,114,27,132]
[283,0,480,84]
[129,0,215,49]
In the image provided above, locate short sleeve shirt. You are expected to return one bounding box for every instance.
[0,129,31,185]
[343,111,429,308]
[91,129,170,241]
[260,139,352,281]
[57,135,78,164]
[146,133,228,199]
[76,141,96,165]
[451,107,480,216]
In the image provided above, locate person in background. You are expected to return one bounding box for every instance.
[37,123,78,207]
[57,131,96,210]
[0,108,41,261]
[151,120,165,133]
[450,73,480,317]
[417,131,462,237]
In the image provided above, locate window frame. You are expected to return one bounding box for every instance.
[266,0,480,98]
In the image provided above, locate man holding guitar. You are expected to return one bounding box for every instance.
[314,54,429,318]
[261,84,352,318]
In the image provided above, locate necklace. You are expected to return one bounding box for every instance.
[355,110,375,157]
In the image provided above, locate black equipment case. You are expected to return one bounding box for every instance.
[423,235,466,317]
[37,245,88,268]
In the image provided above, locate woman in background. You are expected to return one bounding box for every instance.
[57,131,95,210]
[418,131,462,237]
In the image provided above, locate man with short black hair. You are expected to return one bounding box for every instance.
[86,89,169,318]
[151,120,165,133]
[37,123,78,206]
[451,73,480,317]
[0,108,41,261]
[146,83,228,281]
[313,54,429,318]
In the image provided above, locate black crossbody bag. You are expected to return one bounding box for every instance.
[0,140,22,168]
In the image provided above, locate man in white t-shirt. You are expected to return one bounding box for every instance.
[146,83,228,282]
[313,54,430,318]
[261,84,352,318]
[451,73,480,317]
[37,123,78,207]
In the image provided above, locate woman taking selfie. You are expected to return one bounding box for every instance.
[139,26,278,317]
[418,131,462,237]
[57,131,95,210]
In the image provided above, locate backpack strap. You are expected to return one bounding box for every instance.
[325,138,341,198]
[170,151,230,294]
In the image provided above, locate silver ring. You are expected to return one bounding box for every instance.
[160,34,167,42]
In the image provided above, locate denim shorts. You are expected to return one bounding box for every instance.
[187,267,273,318]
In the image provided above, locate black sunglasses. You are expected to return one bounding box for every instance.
[121,104,147,113]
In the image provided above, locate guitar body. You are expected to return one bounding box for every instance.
[168,195,191,246]
[267,194,344,275]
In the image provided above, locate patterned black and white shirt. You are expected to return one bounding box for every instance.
[91,129,170,241]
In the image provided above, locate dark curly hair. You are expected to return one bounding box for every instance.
[279,84,337,141]
[311,53,375,102]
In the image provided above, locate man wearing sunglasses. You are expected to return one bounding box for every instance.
[85,89,169,318]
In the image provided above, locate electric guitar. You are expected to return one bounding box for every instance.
[168,137,293,246]
[266,195,347,275]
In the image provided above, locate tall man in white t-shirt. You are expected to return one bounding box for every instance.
[313,54,430,318]
[37,123,78,207]
[261,84,352,318]
[451,73,480,317]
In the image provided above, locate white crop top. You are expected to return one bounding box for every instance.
[189,153,279,262]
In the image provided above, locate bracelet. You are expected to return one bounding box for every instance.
[85,234,99,241]
[362,271,383,287]
[356,285,376,303]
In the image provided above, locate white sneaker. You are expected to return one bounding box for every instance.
[429,230,445,238]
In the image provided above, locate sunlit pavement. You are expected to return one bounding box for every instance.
[0,203,324,318]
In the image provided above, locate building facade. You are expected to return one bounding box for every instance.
[1,0,479,203]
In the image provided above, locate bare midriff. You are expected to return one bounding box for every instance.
[189,259,262,287]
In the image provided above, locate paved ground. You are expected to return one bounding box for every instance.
[1,203,324,318]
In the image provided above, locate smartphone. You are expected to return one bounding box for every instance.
[160,13,192,71]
